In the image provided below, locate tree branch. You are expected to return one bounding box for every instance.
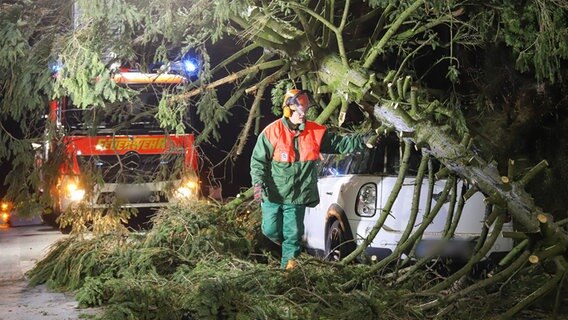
[174,60,285,102]
[364,0,425,68]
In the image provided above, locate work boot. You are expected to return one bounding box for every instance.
[285,259,298,271]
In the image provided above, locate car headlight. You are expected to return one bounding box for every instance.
[61,176,86,202]
[175,179,199,198]
[356,183,377,217]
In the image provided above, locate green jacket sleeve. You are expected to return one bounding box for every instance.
[250,133,274,186]
[320,130,365,154]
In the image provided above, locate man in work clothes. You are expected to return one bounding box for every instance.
[250,89,366,269]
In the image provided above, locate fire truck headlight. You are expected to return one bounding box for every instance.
[175,179,199,199]
[69,188,86,202]
[62,177,86,202]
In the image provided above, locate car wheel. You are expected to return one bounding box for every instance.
[325,219,348,262]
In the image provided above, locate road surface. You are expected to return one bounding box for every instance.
[0,224,101,320]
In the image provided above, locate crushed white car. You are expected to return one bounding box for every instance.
[303,137,513,263]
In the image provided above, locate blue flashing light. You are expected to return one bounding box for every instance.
[169,56,200,78]
[183,59,198,74]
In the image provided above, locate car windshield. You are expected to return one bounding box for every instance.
[319,135,427,177]
[62,85,189,135]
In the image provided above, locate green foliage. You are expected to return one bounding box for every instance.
[76,275,113,308]
[53,30,132,108]
[28,200,567,319]
[479,1,568,83]
[157,96,190,134]
[195,90,229,143]
[1,0,566,208]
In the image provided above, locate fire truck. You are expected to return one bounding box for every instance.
[40,64,201,229]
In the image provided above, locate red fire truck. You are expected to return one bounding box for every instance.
[41,66,200,229]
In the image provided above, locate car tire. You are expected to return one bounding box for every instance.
[325,219,349,262]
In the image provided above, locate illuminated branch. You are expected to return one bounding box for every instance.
[430,209,506,293]
[210,43,260,74]
[373,175,455,275]
[289,1,350,67]
[293,7,319,53]
[174,60,285,102]
[364,0,425,68]
[398,151,429,246]
[361,4,395,60]
[315,93,341,124]
[336,0,351,67]
[415,250,531,312]
[341,142,413,265]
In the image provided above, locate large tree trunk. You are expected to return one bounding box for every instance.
[371,102,558,238]
[314,53,564,244]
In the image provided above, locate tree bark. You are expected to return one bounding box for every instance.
[369,101,558,238]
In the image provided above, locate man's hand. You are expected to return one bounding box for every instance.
[254,183,263,203]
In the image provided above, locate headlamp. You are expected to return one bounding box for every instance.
[175,178,199,199]
[61,175,86,202]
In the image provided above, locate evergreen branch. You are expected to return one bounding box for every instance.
[338,0,350,32]
[231,15,286,45]
[392,33,436,81]
[335,0,350,67]
[234,72,268,158]
[293,7,320,54]
[210,43,261,74]
[341,142,414,266]
[289,1,349,67]
[323,0,335,47]
[234,62,290,157]
[194,52,270,145]
[360,4,395,61]
[174,60,286,102]
[392,9,462,44]
[314,93,341,124]
[364,0,425,68]
[288,2,338,36]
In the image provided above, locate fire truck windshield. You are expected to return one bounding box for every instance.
[63,87,186,135]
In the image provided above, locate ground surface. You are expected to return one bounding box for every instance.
[0,224,101,320]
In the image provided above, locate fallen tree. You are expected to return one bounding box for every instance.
[3,0,568,317]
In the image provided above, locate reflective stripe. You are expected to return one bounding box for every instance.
[112,72,185,84]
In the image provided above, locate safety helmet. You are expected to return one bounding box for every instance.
[282,89,310,117]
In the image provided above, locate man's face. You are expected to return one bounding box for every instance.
[288,93,309,125]
[288,108,305,125]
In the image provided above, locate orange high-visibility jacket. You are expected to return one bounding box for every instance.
[250,118,364,207]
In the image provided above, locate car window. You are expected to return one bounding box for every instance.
[319,135,431,177]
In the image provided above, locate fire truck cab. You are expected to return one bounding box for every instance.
[41,67,200,228]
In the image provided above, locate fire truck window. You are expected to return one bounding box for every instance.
[61,86,193,135]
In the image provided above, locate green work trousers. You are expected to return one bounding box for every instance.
[261,200,306,268]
